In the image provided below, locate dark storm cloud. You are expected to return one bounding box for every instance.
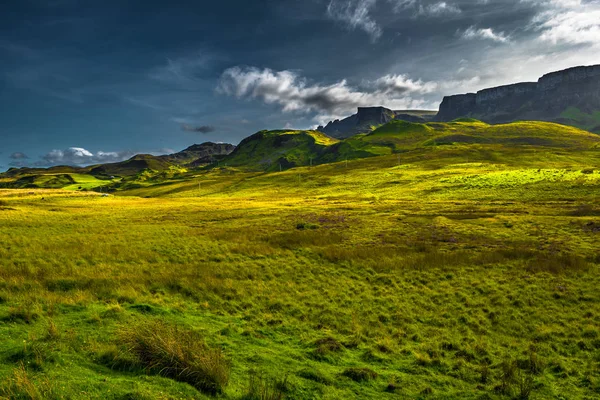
[181,124,216,134]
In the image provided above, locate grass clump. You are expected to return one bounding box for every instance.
[297,368,332,385]
[296,222,319,230]
[242,371,289,400]
[526,253,588,274]
[2,305,40,324]
[0,363,56,399]
[342,367,378,382]
[311,337,345,361]
[119,319,230,395]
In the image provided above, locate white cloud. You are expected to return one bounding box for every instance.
[389,0,461,15]
[526,0,600,45]
[370,74,439,95]
[388,0,417,12]
[417,1,461,16]
[462,26,510,43]
[41,147,136,166]
[535,10,600,45]
[326,0,461,41]
[326,0,382,41]
[217,67,434,120]
[217,66,478,122]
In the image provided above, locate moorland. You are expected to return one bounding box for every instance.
[0,119,599,399]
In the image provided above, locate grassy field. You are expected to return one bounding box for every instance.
[1,122,599,399]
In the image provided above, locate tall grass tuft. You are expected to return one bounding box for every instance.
[0,363,55,399]
[242,371,289,400]
[119,320,230,395]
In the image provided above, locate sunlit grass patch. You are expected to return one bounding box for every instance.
[1,133,600,398]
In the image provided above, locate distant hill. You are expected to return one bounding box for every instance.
[317,107,437,139]
[222,130,339,171]
[435,65,600,133]
[221,120,599,171]
[89,154,173,177]
[160,142,235,166]
[1,143,236,181]
[2,165,83,178]
[1,120,598,190]
[362,119,600,151]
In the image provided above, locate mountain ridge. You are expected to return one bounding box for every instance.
[435,64,600,133]
[316,107,437,139]
[2,119,598,191]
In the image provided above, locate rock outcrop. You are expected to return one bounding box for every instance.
[436,65,600,133]
[317,107,436,138]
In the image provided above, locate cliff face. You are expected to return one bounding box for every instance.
[318,107,436,138]
[436,65,600,133]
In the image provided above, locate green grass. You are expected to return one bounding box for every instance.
[222,129,340,171]
[61,174,115,190]
[0,120,599,398]
[559,106,600,133]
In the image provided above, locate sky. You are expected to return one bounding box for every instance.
[1,0,600,170]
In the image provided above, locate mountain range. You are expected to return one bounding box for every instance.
[2,64,600,188]
[317,107,437,139]
[315,64,600,138]
[1,142,236,179]
[2,117,598,191]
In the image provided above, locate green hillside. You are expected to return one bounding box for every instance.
[222,129,339,171]
[364,119,600,150]
[1,119,599,399]
[1,120,599,192]
[0,173,116,190]
[1,136,599,398]
[223,120,599,172]
[558,106,600,133]
[89,154,173,177]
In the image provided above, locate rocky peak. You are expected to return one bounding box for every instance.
[317,107,437,138]
[356,107,396,126]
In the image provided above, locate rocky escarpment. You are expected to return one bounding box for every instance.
[436,65,600,133]
[317,107,436,138]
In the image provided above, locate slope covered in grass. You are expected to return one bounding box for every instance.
[222,129,340,171]
[89,154,173,177]
[1,120,598,188]
[559,106,600,133]
[0,173,116,190]
[0,120,599,399]
[363,119,600,151]
[0,154,599,398]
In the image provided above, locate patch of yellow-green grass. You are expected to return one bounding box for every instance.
[1,138,600,399]
[286,129,339,146]
[60,173,114,190]
[1,188,599,398]
[560,106,600,132]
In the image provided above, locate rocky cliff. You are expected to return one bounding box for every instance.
[436,65,600,133]
[318,107,436,138]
